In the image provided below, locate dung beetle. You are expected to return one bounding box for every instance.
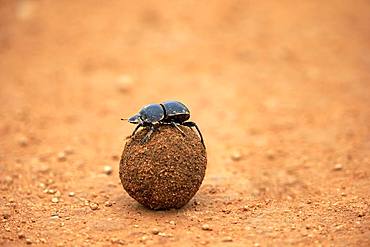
[122,101,205,147]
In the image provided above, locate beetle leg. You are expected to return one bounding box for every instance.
[171,122,185,136]
[141,124,155,144]
[127,123,142,139]
[181,121,205,148]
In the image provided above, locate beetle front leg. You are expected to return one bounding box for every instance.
[141,124,155,144]
[127,123,143,139]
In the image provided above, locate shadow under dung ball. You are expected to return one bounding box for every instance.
[119,125,207,210]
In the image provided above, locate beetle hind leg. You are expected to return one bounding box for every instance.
[181,121,205,148]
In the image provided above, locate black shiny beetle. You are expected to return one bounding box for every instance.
[122,101,205,147]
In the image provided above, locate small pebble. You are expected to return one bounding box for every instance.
[26,238,32,245]
[111,238,125,245]
[266,149,275,160]
[111,155,119,161]
[158,232,173,237]
[46,189,56,194]
[116,74,134,93]
[68,192,75,197]
[230,150,242,161]
[222,236,233,242]
[201,224,212,231]
[37,165,50,173]
[103,165,113,175]
[140,236,148,242]
[333,164,343,171]
[2,210,11,219]
[151,228,160,235]
[169,220,176,225]
[358,212,366,217]
[18,232,26,239]
[57,152,66,162]
[18,136,29,147]
[89,203,99,210]
[51,197,59,203]
[3,176,13,184]
[104,201,113,207]
[64,146,74,155]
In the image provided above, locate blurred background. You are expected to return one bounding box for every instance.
[1,0,369,246]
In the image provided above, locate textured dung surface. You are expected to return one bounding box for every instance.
[119,125,207,210]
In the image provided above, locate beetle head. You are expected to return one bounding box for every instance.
[128,114,142,124]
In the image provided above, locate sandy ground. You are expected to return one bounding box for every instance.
[1,0,370,246]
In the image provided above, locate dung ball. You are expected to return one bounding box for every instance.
[119,125,207,210]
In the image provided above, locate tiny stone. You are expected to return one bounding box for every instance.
[26,238,32,245]
[68,192,75,197]
[2,210,11,219]
[230,150,242,161]
[51,197,59,203]
[46,179,54,185]
[169,220,176,225]
[89,203,99,210]
[111,238,125,245]
[57,152,66,162]
[18,232,26,239]
[39,238,46,243]
[46,189,56,194]
[51,211,58,216]
[222,236,233,242]
[158,232,171,237]
[140,236,148,242]
[116,74,134,93]
[64,146,74,155]
[333,164,343,171]
[201,224,212,231]
[111,155,119,161]
[151,228,160,235]
[266,149,275,160]
[104,201,113,207]
[38,165,50,173]
[358,212,366,217]
[103,165,113,175]
[18,136,29,147]
[3,176,13,184]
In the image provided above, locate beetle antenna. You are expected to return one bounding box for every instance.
[121,118,128,121]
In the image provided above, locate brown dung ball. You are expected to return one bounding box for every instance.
[119,125,207,210]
